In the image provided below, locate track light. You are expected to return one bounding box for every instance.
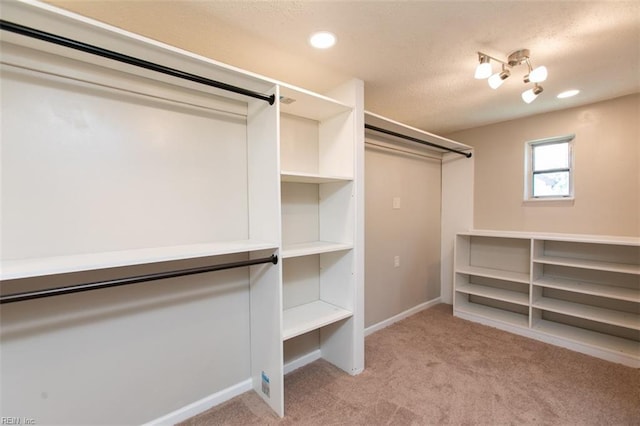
[488,66,511,89]
[474,49,548,103]
[474,54,492,79]
[522,84,544,104]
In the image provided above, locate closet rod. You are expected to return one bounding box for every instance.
[0,20,276,105]
[0,254,278,305]
[365,124,472,158]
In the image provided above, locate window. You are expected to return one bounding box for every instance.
[525,134,575,200]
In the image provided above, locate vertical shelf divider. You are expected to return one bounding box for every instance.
[248,86,284,416]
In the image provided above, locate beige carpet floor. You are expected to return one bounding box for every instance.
[179,304,640,425]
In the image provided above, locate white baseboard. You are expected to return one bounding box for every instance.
[283,349,321,375]
[365,297,442,337]
[145,350,324,425]
[143,379,252,426]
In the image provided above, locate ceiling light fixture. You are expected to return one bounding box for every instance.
[309,31,336,49]
[474,48,547,103]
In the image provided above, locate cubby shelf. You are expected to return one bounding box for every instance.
[533,297,640,330]
[456,265,530,284]
[454,231,640,367]
[533,320,639,357]
[456,282,529,306]
[1,240,278,281]
[455,298,529,328]
[533,276,639,302]
[533,256,640,275]
[281,242,353,259]
[282,300,352,341]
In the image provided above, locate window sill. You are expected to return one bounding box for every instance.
[523,197,575,206]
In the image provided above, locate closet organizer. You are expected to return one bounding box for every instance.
[0,0,364,422]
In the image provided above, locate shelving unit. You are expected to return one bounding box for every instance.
[454,230,640,367]
[278,82,363,377]
[0,2,363,422]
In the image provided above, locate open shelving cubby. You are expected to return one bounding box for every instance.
[454,231,640,367]
[278,83,362,376]
[454,232,531,329]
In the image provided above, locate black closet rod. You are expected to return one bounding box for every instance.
[0,254,278,304]
[0,20,276,105]
[365,124,472,158]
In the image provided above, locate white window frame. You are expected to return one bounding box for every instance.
[524,134,575,201]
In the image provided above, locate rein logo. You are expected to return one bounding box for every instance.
[1,418,35,425]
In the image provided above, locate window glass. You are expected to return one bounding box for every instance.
[533,171,570,197]
[533,142,569,171]
[525,135,575,200]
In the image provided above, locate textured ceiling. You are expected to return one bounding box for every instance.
[48,0,640,135]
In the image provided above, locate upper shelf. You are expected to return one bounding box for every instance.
[464,229,640,246]
[1,240,278,281]
[279,84,352,121]
[364,111,472,155]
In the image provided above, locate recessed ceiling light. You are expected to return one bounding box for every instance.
[309,31,336,49]
[557,89,580,99]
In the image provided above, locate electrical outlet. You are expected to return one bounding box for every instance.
[393,197,401,209]
[394,256,400,267]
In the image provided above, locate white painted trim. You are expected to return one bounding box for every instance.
[142,379,252,426]
[283,349,322,375]
[365,298,442,337]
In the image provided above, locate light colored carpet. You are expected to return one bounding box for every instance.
[179,304,640,425]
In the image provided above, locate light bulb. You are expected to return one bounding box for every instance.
[488,68,510,89]
[488,72,505,89]
[474,55,492,79]
[522,84,543,104]
[474,62,492,79]
[529,65,548,83]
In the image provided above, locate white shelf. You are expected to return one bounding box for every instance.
[533,256,640,275]
[534,276,639,302]
[456,265,530,284]
[455,300,529,328]
[365,111,472,154]
[281,241,353,259]
[282,300,352,341]
[281,171,353,184]
[533,297,640,330]
[1,240,278,280]
[279,85,351,121]
[533,320,639,357]
[456,283,529,306]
